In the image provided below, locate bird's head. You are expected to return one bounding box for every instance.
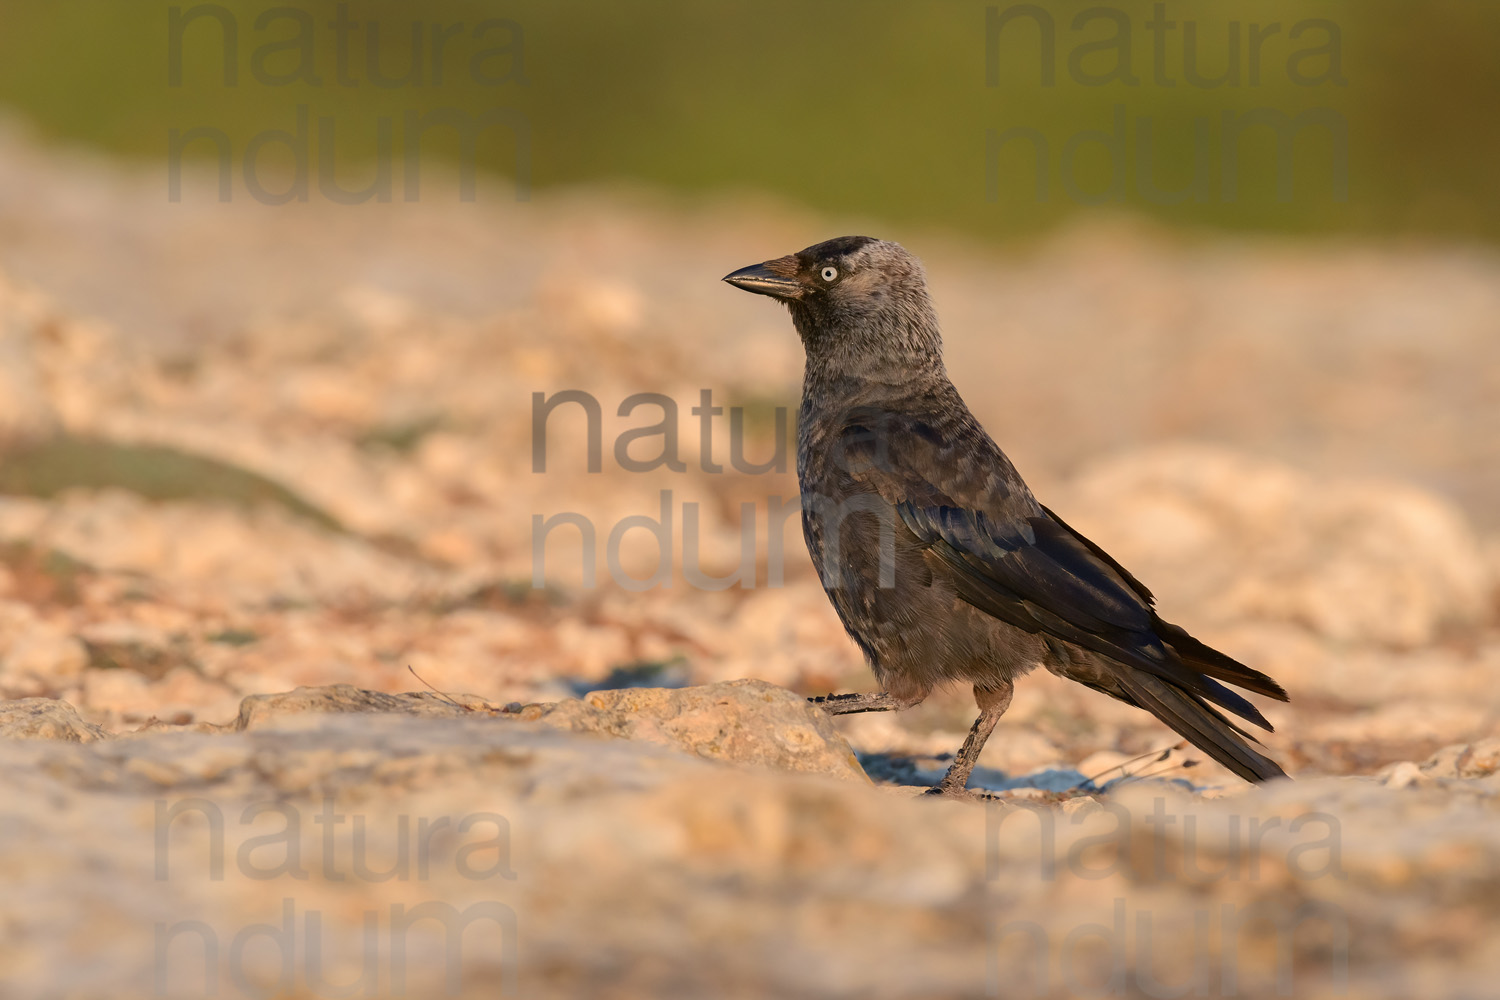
[722,236,942,371]
[721,235,921,307]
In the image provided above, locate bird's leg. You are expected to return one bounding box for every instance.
[807,691,903,716]
[927,681,1015,797]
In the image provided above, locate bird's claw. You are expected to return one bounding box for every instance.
[922,783,996,802]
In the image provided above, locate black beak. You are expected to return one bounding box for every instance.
[722,261,803,300]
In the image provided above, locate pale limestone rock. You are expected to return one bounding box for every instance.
[0,697,108,742]
[521,678,866,782]
[2,718,1499,998]
[168,680,857,784]
[182,680,868,783]
[1383,739,1500,783]
[1456,738,1500,778]
[230,684,492,731]
[1381,760,1429,789]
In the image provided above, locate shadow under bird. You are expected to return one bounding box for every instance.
[723,237,1288,793]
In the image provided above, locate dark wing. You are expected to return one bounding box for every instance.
[897,503,1273,724]
[837,410,1287,782]
[1042,503,1287,703]
[1040,504,1154,606]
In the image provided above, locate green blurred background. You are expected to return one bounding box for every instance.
[1,0,1496,240]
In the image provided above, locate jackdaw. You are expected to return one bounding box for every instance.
[723,236,1288,792]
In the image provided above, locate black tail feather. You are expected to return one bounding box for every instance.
[1156,619,1289,703]
[1118,671,1287,783]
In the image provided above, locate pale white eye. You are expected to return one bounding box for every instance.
[821,266,839,282]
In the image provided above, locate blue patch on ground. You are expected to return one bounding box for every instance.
[857,752,1099,794]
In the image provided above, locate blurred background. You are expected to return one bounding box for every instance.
[2,2,1499,997]
[0,0,1496,773]
[4,0,1500,237]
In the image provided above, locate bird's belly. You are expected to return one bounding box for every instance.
[796,454,1048,702]
[870,599,1048,699]
[811,526,1049,702]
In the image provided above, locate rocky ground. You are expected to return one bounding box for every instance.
[3,682,1499,999]
[1,123,1499,997]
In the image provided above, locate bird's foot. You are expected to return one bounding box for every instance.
[922,780,1004,802]
[807,691,902,716]
[918,681,1014,801]
[922,777,1008,802]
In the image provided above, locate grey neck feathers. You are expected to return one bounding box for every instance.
[791,289,948,387]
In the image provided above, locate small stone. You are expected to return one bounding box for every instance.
[1417,743,1468,779]
[1455,738,1500,779]
[1383,761,1427,789]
